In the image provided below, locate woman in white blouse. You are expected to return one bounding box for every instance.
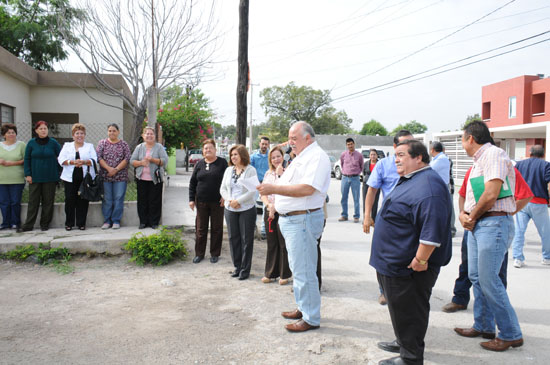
[220,144,258,281]
[58,123,97,231]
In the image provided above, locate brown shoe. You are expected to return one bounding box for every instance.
[285,319,319,332]
[378,293,387,305]
[442,302,467,313]
[480,338,523,352]
[338,217,348,222]
[281,309,302,320]
[454,327,496,339]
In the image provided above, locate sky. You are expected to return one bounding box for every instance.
[197,0,550,134]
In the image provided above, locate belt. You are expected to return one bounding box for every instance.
[280,207,321,217]
[343,174,359,177]
[480,211,509,219]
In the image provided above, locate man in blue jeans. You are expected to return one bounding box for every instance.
[338,138,363,223]
[257,121,331,332]
[455,121,523,352]
[511,145,550,268]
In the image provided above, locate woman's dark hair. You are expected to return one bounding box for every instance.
[1,123,17,136]
[34,120,48,130]
[228,144,250,166]
[108,123,120,131]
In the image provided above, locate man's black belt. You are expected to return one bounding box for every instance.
[479,211,509,219]
[280,207,321,217]
[343,174,359,177]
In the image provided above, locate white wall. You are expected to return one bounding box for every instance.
[0,70,32,139]
[29,87,125,145]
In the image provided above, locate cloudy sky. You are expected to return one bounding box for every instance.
[199,0,550,133]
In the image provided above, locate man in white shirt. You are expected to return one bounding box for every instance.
[257,121,331,332]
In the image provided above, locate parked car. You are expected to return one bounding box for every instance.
[333,149,386,181]
[188,153,203,167]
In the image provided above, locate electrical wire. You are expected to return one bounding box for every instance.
[334,0,518,90]
[333,35,550,103]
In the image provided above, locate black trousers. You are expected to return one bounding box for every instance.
[136,179,163,226]
[195,200,224,257]
[64,180,89,228]
[263,210,291,280]
[22,182,57,230]
[378,267,440,365]
[224,207,256,278]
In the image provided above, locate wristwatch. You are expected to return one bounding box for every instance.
[415,257,427,265]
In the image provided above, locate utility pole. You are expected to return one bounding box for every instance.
[248,83,259,152]
[236,0,249,145]
[147,0,157,128]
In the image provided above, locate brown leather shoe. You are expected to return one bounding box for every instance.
[454,327,496,339]
[285,319,319,332]
[281,309,302,320]
[442,302,467,313]
[378,293,387,305]
[480,338,523,352]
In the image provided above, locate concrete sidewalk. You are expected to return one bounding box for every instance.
[0,168,196,254]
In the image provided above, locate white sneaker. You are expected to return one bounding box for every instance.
[513,259,524,268]
[112,223,121,230]
[542,259,550,265]
[101,223,111,230]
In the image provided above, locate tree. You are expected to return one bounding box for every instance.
[59,0,219,150]
[260,82,352,138]
[360,119,388,136]
[461,113,481,129]
[391,120,428,135]
[157,88,213,171]
[0,0,85,70]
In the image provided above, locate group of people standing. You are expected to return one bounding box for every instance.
[0,121,167,232]
[188,137,291,285]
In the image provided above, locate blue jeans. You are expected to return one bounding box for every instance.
[0,183,25,228]
[279,209,325,326]
[452,233,508,306]
[340,175,360,219]
[102,181,127,224]
[512,203,550,261]
[468,216,522,341]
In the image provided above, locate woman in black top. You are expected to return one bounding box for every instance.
[189,139,228,264]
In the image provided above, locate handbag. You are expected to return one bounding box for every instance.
[79,160,104,201]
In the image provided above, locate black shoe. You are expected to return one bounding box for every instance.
[230,270,240,278]
[16,227,32,233]
[192,255,204,264]
[151,224,159,229]
[378,356,407,365]
[210,256,219,263]
[65,226,72,231]
[377,340,400,353]
[78,226,86,231]
[40,227,49,231]
[238,274,249,280]
[139,224,146,229]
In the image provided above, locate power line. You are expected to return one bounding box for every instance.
[333,34,550,103]
[334,0,518,90]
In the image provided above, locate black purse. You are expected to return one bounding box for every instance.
[79,160,104,201]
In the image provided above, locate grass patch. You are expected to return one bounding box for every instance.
[1,243,74,274]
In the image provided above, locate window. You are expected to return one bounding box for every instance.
[532,93,545,116]
[0,104,14,124]
[482,102,491,121]
[508,96,516,119]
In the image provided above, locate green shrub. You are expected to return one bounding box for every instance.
[1,243,73,274]
[2,245,36,262]
[124,227,188,266]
